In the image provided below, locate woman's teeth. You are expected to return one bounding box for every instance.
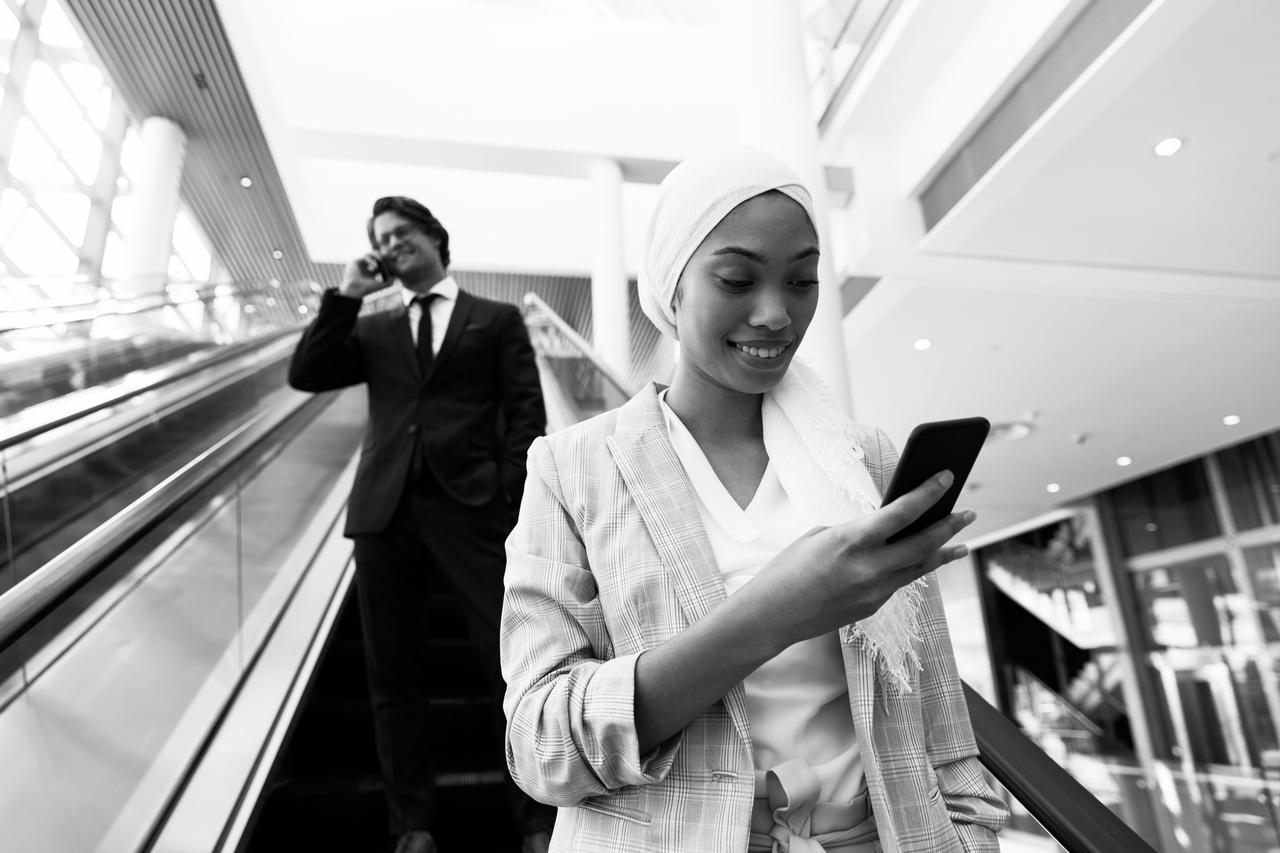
[731,342,788,359]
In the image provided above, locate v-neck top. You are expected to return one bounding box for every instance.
[658,391,865,804]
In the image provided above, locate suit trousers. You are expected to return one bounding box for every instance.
[352,469,555,838]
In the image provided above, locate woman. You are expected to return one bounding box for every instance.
[501,147,1007,852]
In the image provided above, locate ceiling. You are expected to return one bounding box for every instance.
[67,0,1280,543]
[839,0,1280,539]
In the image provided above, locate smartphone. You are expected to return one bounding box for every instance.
[362,256,395,281]
[880,416,990,544]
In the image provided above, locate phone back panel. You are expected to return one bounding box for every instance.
[881,416,990,543]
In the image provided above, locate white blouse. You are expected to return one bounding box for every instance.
[658,392,865,804]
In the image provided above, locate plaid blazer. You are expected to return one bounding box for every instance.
[502,385,1007,852]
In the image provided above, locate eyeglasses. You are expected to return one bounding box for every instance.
[375,224,420,251]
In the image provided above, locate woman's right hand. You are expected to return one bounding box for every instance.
[743,470,975,652]
[337,254,392,299]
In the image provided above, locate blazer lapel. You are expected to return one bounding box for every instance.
[425,290,474,382]
[388,302,423,383]
[605,386,753,748]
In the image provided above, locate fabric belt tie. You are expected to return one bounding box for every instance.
[748,759,878,853]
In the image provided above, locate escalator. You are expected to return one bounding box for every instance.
[0,290,1157,853]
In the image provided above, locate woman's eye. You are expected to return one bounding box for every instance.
[791,279,819,288]
[716,276,753,289]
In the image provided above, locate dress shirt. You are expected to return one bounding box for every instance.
[658,390,866,805]
[401,275,459,354]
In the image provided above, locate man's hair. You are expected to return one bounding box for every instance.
[367,196,451,268]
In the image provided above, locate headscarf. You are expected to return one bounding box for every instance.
[640,146,925,694]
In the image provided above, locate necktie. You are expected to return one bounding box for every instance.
[413,293,438,371]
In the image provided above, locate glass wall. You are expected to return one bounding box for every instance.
[977,428,1280,853]
[0,0,218,308]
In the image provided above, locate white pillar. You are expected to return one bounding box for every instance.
[588,157,632,400]
[727,0,853,415]
[118,116,186,301]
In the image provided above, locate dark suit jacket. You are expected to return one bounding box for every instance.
[288,287,546,536]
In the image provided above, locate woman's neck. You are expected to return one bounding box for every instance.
[665,374,764,448]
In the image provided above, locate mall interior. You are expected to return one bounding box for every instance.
[1,0,1278,850]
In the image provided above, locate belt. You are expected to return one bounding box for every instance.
[748,759,879,853]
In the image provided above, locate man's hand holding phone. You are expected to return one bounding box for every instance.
[338,253,395,299]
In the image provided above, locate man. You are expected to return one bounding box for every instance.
[289,196,552,853]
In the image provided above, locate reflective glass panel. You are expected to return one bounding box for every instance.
[5,206,79,274]
[1134,556,1253,648]
[1246,544,1280,643]
[1219,435,1280,532]
[1110,461,1221,557]
[24,61,101,185]
[0,5,18,73]
[37,0,86,51]
[56,61,111,130]
[9,116,76,187]
[33,189,90,244]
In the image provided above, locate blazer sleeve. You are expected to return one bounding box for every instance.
[501,438,682,806]
[287,289,367,392]
[496,304,546,504]
[876,429,1009,850]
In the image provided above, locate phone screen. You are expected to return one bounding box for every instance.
[880,417,990,544]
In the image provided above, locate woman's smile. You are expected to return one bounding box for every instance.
[727,339,793,361]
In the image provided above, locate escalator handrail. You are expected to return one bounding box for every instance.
[0,389,328,656]
[0,277,316,333]
[0,327,301,453]
[962,682,1157,853]
[522,292,634,400]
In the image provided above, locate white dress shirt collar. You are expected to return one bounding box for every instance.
[400,275,458,307]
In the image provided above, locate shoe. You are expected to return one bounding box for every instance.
[521,830,551,853]
[392,830,437,853]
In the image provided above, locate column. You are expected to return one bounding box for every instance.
[727,0,852,414]
[102,116,186,338]
[588,157,632,404]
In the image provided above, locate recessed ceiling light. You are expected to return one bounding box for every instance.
[240,176,253,188]
[266,297,277,307]
[913,338,931,351]
[244,304,256,314]
[298,305,309,314]
[1117,456,1133,467]
[271,249,283,260]
[987,421,1034,443]
[1223,414,1241,426]
[1046,483,1061,494]
[270,278,281,288]
[1154,138,1183,157]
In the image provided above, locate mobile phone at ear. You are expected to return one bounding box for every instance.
[880,417,990,544]
[362,256,395,281]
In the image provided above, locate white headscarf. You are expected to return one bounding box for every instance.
[640,146,925,694]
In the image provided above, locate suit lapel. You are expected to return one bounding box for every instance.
[605,387,753,748]
[388,302,423,383]
[425,290,474,382]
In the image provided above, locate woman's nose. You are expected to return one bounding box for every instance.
[749,286,790,329]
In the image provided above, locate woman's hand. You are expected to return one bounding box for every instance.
[633,470,974,754]
[741,470,975,652]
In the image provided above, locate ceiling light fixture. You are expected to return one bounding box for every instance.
[1223,414,1241,426]
[1154,137,1183,157]
[1046,483,1061,494]
[986,420,1034,444]
[913,338,931,351]
[239,176,253,188]
[1117,456,1133,467]
[271,249,283,260]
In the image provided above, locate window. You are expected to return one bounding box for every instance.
[1219,434,1280,531]
[1109,461,1221,557]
